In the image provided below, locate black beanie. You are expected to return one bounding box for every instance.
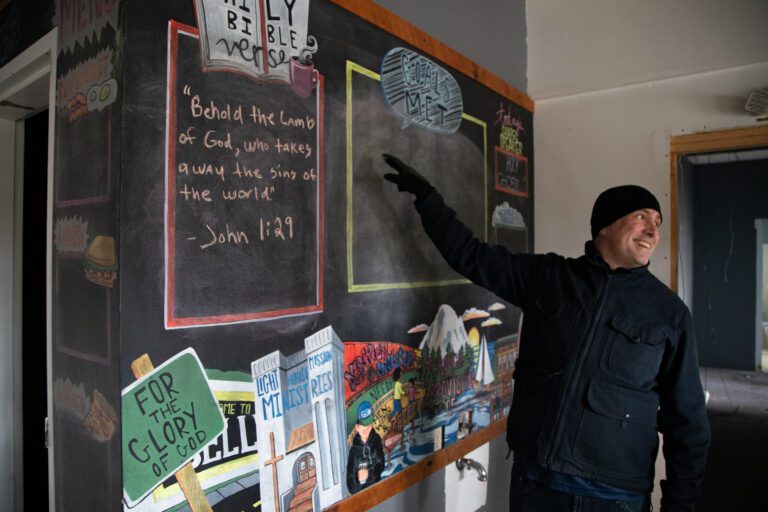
[590,185,661,238]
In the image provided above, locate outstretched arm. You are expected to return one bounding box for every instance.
[381,154,538,305]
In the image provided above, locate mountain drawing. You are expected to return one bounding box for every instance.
[419,304,470,356]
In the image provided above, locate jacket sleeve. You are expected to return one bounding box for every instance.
[657,310,711,512]
[414,190,538,305]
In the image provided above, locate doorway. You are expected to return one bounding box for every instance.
[684,158,768,369]
[670,126,768,370]
[0,28,56,510]
[757,218,768,371]
[22,108,49,510]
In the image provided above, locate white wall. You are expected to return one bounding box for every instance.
[532,61,768,285]
[371,435,513,512]
[527,0,768,283]
[527,0,768,100]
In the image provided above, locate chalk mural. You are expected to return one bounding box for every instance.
[495,147,529,198]
[380,47,464,133]
[83,235,117,288]
[491,202,528,252]
[493,102,528,197]
[56,0,120,121]
[58,0,120,55]
[54,216,89,254]
[58,50,117,123]
[54,377,117,443]
[47,1,532,510]
[251,326,347,512]
[341,303,519,493]
[495,102,525,154]
[118,303,519,510]
[194,0,318,95]
[164,15,325,328]
[122,349,226,506]
[127,371,260,511]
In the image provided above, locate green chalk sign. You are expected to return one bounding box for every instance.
[122,348,225,505]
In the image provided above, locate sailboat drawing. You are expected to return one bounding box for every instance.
[474,335,495,386]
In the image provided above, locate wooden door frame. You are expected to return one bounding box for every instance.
[669,124,768,292]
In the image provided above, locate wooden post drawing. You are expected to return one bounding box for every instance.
[130,354,213,512]
[263,431,284,512]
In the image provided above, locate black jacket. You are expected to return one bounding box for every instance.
[346,429,385,494]
[415,191,710,511]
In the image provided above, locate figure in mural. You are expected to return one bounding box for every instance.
[346,401,384,494]
[382,154,710,512]
[389,367,404,419]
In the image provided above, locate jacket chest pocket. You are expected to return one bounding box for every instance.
[601,314,668,385]
[528,296,582,361]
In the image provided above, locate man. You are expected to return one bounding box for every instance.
[382,154,710,512]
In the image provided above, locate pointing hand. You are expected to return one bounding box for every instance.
[382,154,434,199]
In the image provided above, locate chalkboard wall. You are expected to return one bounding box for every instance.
[120,0,533,379]
[49,0,534,509]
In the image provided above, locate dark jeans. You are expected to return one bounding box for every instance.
[510,473,651,512]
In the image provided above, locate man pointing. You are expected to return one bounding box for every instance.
[383,154,709,512]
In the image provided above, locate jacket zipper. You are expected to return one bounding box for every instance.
[544,272,612,466]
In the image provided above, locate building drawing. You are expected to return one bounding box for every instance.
[252,326,348,512]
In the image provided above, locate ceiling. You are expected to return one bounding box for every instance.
[526,0,768,101]
[4,1,768,118]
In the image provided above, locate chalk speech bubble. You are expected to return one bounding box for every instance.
[380,47,463,133]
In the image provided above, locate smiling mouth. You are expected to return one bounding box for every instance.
[637,240,653,249]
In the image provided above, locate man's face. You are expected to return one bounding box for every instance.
[595,209,661,270]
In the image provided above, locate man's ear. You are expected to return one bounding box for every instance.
[592,228,607,243]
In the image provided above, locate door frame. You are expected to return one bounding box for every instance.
[669,124,768,370]
[670,124,768,290]
[0,27,57,511]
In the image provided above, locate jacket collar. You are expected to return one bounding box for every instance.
[584,241,649,275]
